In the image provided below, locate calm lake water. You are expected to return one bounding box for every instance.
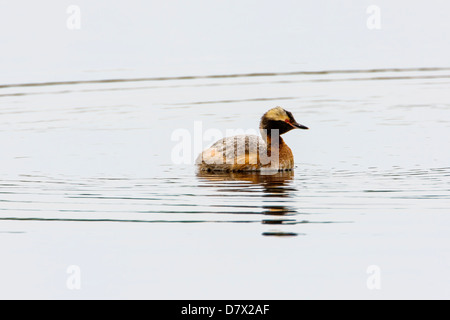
[1,1,450,300]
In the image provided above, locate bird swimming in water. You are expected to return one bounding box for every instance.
[196,107,308,172]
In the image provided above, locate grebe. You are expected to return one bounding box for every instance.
[196,107,308,172]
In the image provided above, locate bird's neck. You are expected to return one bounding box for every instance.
[260,128,286,149]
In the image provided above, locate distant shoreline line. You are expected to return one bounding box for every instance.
[2,66,450,89]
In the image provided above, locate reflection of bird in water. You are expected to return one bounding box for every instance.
[196,170,300,237]
[197,169,294,185]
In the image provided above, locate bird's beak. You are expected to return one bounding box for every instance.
[291,121,309,130]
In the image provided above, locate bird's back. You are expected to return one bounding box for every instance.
[196,135,268,172]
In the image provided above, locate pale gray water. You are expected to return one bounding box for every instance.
[1,1,450,299]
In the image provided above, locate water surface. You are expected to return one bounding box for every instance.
[1,66,450,299]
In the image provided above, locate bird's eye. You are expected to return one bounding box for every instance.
[284,119,290,123]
